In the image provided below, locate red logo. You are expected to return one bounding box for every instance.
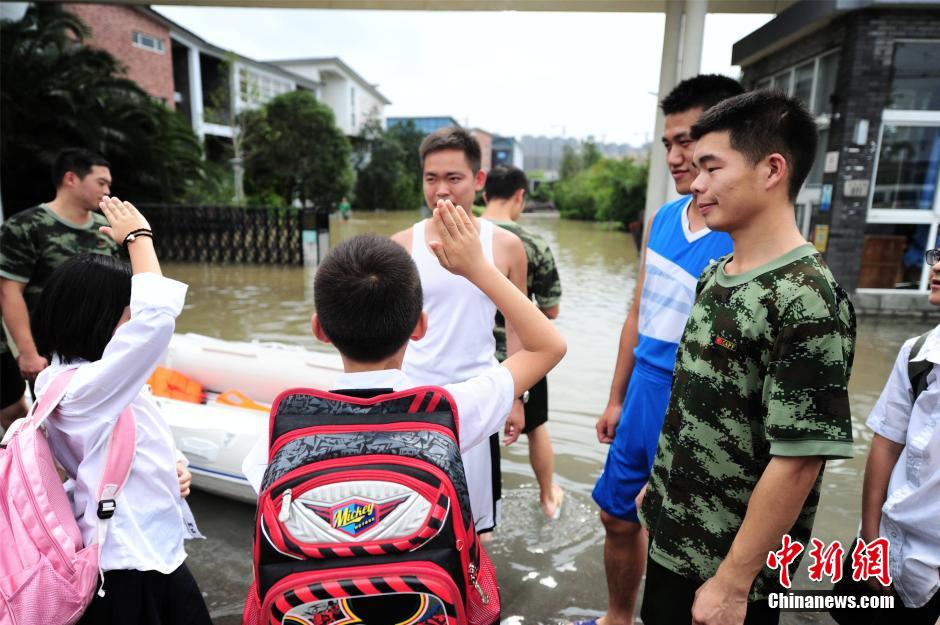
[851,537,892,587]
[714,336,737,351]
[807,538,845,583]
[766,534,804,588]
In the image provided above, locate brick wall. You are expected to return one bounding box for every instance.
[740,8,940,292]
[66,4,175,110]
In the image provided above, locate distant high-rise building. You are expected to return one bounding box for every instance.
[520,135,649,175]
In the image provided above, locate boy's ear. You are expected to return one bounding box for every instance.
[311,313,332,344]
[410,311,429,342]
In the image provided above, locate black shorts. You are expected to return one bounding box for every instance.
[522,376,549,435]
[1,350,25,409]
[640,556,779,625]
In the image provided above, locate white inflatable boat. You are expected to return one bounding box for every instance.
[156,333,344,503]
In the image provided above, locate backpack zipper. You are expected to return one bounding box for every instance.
[278,488,292,522]
[467,561,489,604]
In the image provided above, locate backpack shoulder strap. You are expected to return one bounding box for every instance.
[93,405,136,597]
[27,368,79,430]
[908,331,933,404]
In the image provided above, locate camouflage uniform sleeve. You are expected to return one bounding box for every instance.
[763,282,855,459]
[0,214,37,283]
[530,236,561,309]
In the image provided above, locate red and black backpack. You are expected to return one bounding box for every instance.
[243,386,500,625]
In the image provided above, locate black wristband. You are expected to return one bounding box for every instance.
[123,229,153,247]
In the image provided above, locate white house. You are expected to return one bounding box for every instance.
[269,57,391,137]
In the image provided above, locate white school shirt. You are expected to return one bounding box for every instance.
[242,367,514,493]
[866,324,940,608]
[37,272,190,574]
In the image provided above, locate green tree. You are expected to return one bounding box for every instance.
[554,156,648,229]
[386,120,424,185]
[582,140,602,169]
[242,90,352,208]
[560,145,581,180]
[1,4,204,212]
[354,120,422,210]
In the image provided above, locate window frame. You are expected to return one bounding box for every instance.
[131,31,165,54]
[860,39,940,294]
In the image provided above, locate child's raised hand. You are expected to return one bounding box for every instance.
[98,196,151,244]
[427,200,484,278]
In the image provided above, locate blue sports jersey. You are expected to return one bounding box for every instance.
[634,195,733,375]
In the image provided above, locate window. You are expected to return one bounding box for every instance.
[872,125,940,211]
[238,66,293,107]
[793,61,814,106]
[349,86,357,129]
[813,51,838,116]
[888,41,940,111]
[864,40,940,293]
[132,31,164,54]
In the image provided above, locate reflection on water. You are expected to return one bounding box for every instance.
[168,211,934,624]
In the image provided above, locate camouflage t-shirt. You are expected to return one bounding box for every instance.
[490,220,561,362]
[0,204,119,354]
[638,243,856,600]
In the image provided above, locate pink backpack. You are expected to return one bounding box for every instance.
[0,369,135,625]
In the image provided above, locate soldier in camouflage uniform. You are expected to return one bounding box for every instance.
[481,165,564,519]
[0,149,118,428]
[639,92,856,625]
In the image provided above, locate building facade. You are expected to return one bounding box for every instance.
[734,0,940,314]
[469,128,493,171]
[492,136,524,169]
[386,116,460,136]
[271,58,390,137]
[66,3,176,109]
[62,4,387,154]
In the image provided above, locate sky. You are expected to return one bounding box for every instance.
[154,6,773,145]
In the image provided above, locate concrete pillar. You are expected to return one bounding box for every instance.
[188,46,205,140]
[642,0,707,224]
[643,1,683,224]
[679,0,707,80]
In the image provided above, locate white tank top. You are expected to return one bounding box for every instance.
[403,218,498,386]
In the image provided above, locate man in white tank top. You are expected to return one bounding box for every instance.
[392,127,527,535]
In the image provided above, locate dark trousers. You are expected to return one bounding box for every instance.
[78,562,212,625]
[640,557,780,625]
[829,542,940,625]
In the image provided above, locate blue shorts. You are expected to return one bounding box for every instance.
[592,362,673,523]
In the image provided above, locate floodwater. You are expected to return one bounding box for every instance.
[165,209,935,625]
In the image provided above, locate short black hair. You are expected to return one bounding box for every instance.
[484,165,527,201]
[52,148,110,188]
[314,234,423,363]
[419,127,482,173]
[691,90,818,201]
[33,254,132,364]
[660,74,745,115]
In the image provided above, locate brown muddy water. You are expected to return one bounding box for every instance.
[165,210,935,625]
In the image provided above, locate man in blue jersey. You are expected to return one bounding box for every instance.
[577,75,744,625]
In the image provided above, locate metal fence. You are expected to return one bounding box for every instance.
[139,204,304,265]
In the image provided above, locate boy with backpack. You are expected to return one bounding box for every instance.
[829,250,940,624]
[241,200,566,624]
